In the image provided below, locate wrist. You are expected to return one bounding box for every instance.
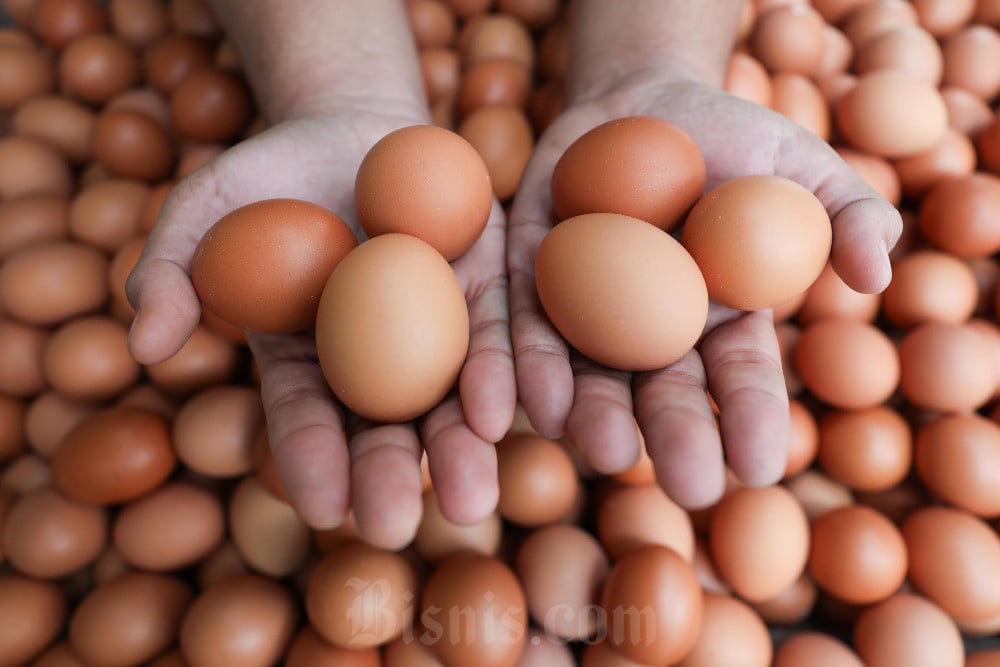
[566,56,723,107]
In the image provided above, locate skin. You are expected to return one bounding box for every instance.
[126,0,517,549]
[509,0,902,509]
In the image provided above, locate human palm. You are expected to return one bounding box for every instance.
[128,110,515,549]
[508,78,902,509]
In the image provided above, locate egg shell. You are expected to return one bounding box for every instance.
[68,178,147,251]
[836,147,901,205]
[550,117,705,232]
[58,32,140,105]
[750,572,818,626]
[770,73,831,140]
[68,572,192,667]
[750,4,826,76]
[817,406,912,492]
[941,25,1000,101]
[515,523,609,641]
[0,43,55,111]
[420,552,527,667]
[0,452,52,495]
[32,642,91,667]
[354,125,492,260]
[796,262,881,326]
[919,172,1000,258]
[709,485,810,601]
[143,33,213,94]
[675,593,772,667]
[904,506,1000,621]
[52,405,173,505]
[228,475,311,578]
[898,321,996,412]
[43,315,141,401]
[191,198,358,334]
[0,135,73,199]
[92,108,175,182]
[284,626,381,667]
[144,324,238,396]
[414,488,502,562]
[306,540,418,648]
[892,127,976,198]
[853,592,963,667]
[315,233,469,423]
[842,0,919,48]
[725,51,773,107]
[916,414,1000,517]
[852,25,942,84]
[0,318,48,397]
[0,575,67,667]
[773,632,864,667]
[784,470,855,521]
[835,70,947,158]
[12,93,95,163]
[457,104,533,201]
[169,67,252,142]
[172,385,262,477]
[596,482,694,561]
[600,544,702,665]
[408,0,456,48]
[109,0,168,47]
[195,540,250,590]
[32,0,108,50]
[535,212,708,371]
[0,194,69,261]
[496,432,579,526]
[383,635,447,667]
[784,398,819,477]
[179,574,298,667]
[881,249,978,327]
[2,486,107,579]
[168,0,221,38]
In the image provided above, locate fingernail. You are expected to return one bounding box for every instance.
[878,239,892,291]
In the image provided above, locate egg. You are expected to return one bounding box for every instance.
[600,544,702,665]
[853,593,963,667]
[92,108,175,181]
[42,315,141,401]
[0,575,67,666]
[919,172,1000,258]
[496,432,579,526]
[169,66,252,142]
[898,321,996,413]
[108,0,168,47]
[284,626,381,667]
[11,93,95,164]
[172,385,262,477]
[421,552,527,667]
[315,233,469,423]
[881,249,979,327]
[0,318,48,397]
[457,104,533,201]
[709,485,810,601]
[941,25,1000,101]
[773,632,864,667]
[58,32,140,105]
[191,198,358,333]
[596,482,694,560]
[23,390,96,457]
[0,135,73,198]
[770,73,831,140]
[550,117,706,232]
[0,194,69,261]
[68,178,147,251]
[892,127,976,198]
[841,0,919,48]
[817,406,912,492]
[142,33,213,94]
[852,25,942,84]
[228,475,311,578]
[915,414,1000,517]
[725,51,773,107]
[751,572,818,625]
[414,487,502,562]
[535,212,708,371]
[32,0,108,50]
[796,262,881,325]
[749,4,826,77]
[306,540,418,648]
[682,175,831,310]
[0,42,56,111]
[144,324,238,395]
[675,593,773,667]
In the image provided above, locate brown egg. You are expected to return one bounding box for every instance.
[0,575,67,666]
[419,46,459,103]
[912,0,975,36]
[173,385,262,477]
[916,414,1000,517]
[0,396,25,463]
[893,127,976,198]
[2,486,107,578]
[750,4,826,76]
[23,390,95,457]
[144,324,237,396]
[836,147,902,206]
[0,135,72,198]
[285,626,381,667]
[11,94,94,163]
[496,433,578,527]
[107,233,144,321]
[143,33,212,95]
[841,0,919,48]
[884,251,978,328]
[68,178,147,252]
[941,25,1000,101]
[776,320,805,395]
[783,398,818,478]
[113,480,224,571]
[904,506,1000,622]
[496,0,558,28]
[710,485,810,601]
[919,172,1000,258]
[68,572,192,667]
[196,540,249,589]
[794,318,899,409]
[836,71,947,158]
[808,505,907,604]
[853,25,942,83]
[179,575,297,667]
[32,0,107,50]
[167,0,220,37]
[675,593,772,667]
[773,632,864,667]
[461,12,533,69]
[0,318,47,397]
[408,0,456,49]
[108,0,167,47]
[456,57,532,117]
[229,475,310,578]
[92,108,175,181]
[977,114,1000,176]
[0,241,108,326]
[315,234,469,423]
[458,105,532,201]
[515,523,609,641]
[169,67,251,142]
[816,71,857,110]
[580,641,658,667]
[854,593,963,667]
[383,635,445,667]
[817,25,854,78]
[536,213,708,371]
[751,572,818,625]
[191,199,356,333]
[551,117,706,232]
[0,193,69,260]
[0,451,51,494]
[355,124,492,260]
[725,51,773,107]
[683,175,831,310]
[414,488,502,562]
[32,642,91,667]
[0,43,55,112]
[307,540,417,648]
[899,321,996,412]
[58,32,139,105]
[942,85,993,135]
[770,73,831,140]
[596,482,694,561]
[43,315,140,401]
[817,406,911,492]
[174,141,224,178]
[600,544,702,666]
[969,649,1000,667]
[104,86,170,129]
[797,262,881,325]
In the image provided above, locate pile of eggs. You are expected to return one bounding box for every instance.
[4,0,1000,665]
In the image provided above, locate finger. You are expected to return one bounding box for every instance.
[699,309,789,488]
[564,356,641,474]
[349,423,425,550]
[247,331,352,531]
[634,349,726,510]
[421,395,499,526]
[126,257,201,364]
[452,202,517,443]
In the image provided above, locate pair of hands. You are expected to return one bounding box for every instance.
[126,76,902,550]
